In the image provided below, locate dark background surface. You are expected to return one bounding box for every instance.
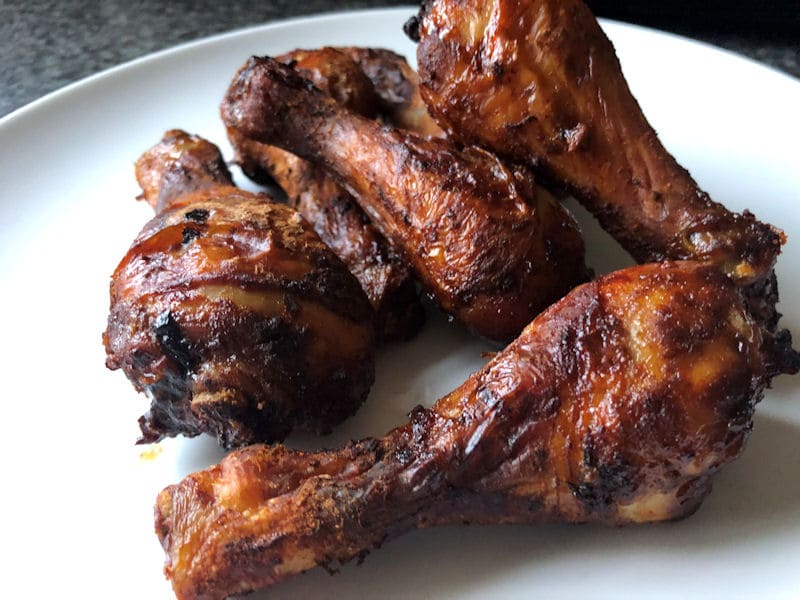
[1,0,798,117]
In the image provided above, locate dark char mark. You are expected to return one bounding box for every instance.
[153,310,199,375]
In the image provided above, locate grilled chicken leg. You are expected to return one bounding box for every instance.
[104,130,375,449]
[155,260,799,598]
[228,47,429,342]
[222,56,589,343]
[410,0,784,287]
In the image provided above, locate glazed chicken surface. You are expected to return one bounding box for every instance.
[410,0,784,289]
[340,46,445,137]
[222,55,590,343]
[227,47,435,342]
[146,1,799,594]
[155,261,799,599]
[104,130,375,449]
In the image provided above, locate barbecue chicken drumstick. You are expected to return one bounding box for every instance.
[410,0,784,288]
[155,260,799,599]
[222,56,590,343]
[228,47,431,342]
[104,130,375,449]
[231,46,444,188]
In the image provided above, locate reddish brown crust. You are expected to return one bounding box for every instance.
[222,56,590,343]
[281,47,381,117]
[413,0,783,286]
[105,132,375,448]
[340,46,445,137]
[227,47,426,342]
[135,129,234,213]
[155,261,798,598]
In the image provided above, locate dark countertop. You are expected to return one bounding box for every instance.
[1,0,798,118]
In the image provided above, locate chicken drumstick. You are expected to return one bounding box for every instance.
[228,47,429,342]
[155,260,798,598]
[104,130,375,448]
[222,56,589,343]
[410,0,784,288]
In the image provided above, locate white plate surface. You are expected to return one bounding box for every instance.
[1,7,799,599]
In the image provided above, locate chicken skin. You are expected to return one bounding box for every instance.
[228,47,429,342]
[104,130,375,449]
[222,56,589,343]
[410,0,784,288]
[154,260,799,599]
[340,46,445,137]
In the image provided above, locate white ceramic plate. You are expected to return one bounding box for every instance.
[2,7,799,599]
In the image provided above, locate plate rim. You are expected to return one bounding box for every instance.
[2,6,799,130]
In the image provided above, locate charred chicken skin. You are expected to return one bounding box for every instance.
[340,46,445,137]
[410,0,784,287]
[222,56,590,343]
[104,130,375,449]
[155,260,799,598]
[228,47,430,342]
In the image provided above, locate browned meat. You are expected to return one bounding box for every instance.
[410,0,784,287]
[222,56,590,343]
[340,46,445,137]
[104,130,375,449]
[231,47,385,187]
[228,47,426,342]
[135,128,236,214]
[154,260,799,598]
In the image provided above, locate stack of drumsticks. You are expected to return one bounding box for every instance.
[103,1,798,598]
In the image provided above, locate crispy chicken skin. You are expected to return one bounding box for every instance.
[228,47,427,342]
[340,46,445,137]
[410,0,784,286]
[104,130,375,449]
[155,261,799,598]
[222,56,590,343]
